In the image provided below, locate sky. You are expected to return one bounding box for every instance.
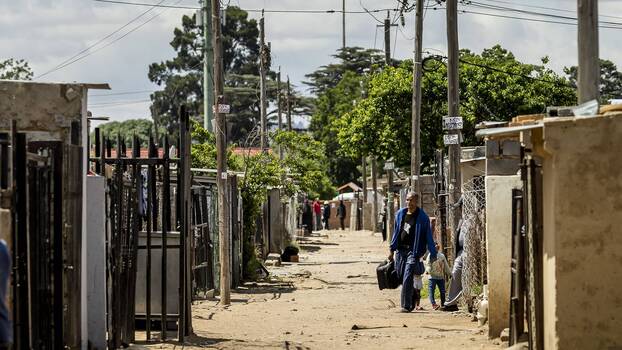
[2,0,622,127]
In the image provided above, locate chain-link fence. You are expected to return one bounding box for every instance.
[461,176,487,306]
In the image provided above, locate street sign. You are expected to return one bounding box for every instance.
[443,116,463,130]
[443,134,460,145]
[213,104,231,114]
[383,161,395,171]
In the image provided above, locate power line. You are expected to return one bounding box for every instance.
[461,0,622,27]
[36,0,169,79]
[476,0,622,21]
[95,0,403,14]
[37,0,181,79]
[90,98,152,107]
[91,89,155,97]
[458,8,622,30]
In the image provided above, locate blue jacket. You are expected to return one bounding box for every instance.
[0,240,11,343]
[390,207,437,260]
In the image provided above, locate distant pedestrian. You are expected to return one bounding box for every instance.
[426,242,451,310]
[336,200,347,230]
[313,198,322,231]
[302,199,313,235]
[0,239,12,347]
[322,201,331,230]
[388,192,437,312]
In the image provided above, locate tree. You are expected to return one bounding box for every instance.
[337,45,576,170]
[94,119,165,147]
[304,47,384,95]
[307,47,385,186]
[148,7,308,144]
[564,59,622,103]
[0,58,33,80]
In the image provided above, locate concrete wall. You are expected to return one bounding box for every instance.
[485,175,521,338]
[533,115,622,349]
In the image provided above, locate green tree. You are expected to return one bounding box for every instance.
[94,119,164,147]
[0,58,33,80]
[304,47,385,95]
[306,47,385,187]
[564,58,622,103]
[148,7,308,144]
[337,45,576,170]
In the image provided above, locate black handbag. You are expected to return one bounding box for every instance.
[376,260,401,290]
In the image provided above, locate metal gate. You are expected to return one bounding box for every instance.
[91,107,192,347]
[509,156,543,349]
[3,124,83,349]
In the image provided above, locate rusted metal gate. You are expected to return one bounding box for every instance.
[1,123,83,349]
[91,108,192,348]
[509,157,544,349]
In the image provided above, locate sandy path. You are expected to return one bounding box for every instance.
[133,229,500,349]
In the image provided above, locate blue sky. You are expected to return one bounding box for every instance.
[2,0,621,127]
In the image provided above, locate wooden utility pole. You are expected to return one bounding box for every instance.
[361,156,367,229]
[259,12,268,151]
[342,0,346,48]
[286,76,292,131]
[202,0,214,132]
[446,0,462,246]
[411,0,424,199]
[371,157,378,233]
[578,0,600,103]
[211,0,230,305]
[277,67,282,130]
[384,12,391,64]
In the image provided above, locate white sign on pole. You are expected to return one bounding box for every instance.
[443,134,460,145]
[443,116,463,130]
[383,161,395,171]
[212,104,231,114]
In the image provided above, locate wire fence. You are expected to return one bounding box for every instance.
[461,176,487,306]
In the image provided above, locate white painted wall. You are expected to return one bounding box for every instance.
[86,175,107,349]
[485,175,521,338]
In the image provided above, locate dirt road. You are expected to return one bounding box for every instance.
[134,229,500,349]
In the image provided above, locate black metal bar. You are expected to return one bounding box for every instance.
[94,128,101,174]
[89,157,173,165]
[145,134,156,341]
[161,135,170,340]
[0,133,8,189]
[12,129,29,349]
[127,135,141,343]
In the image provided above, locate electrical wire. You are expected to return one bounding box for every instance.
[36,0,169,79]
[461,0,622,27]
[95,0,402,14]
[477,0,622,21]
[91,89,155,97]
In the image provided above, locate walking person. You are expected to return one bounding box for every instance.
[388,192,437,312]
[302,199,313,235]
[426,242,451,310]
[322,201,331,230]
[313,198,322,231]
[442,201,466,312]
[336,200,347,230]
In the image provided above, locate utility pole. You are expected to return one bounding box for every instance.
[446,0,462,250]
[384,12,391,64]
[361,156,367,229]
[578,0,600,103]
[202,0,214,132]
[342,0,346,48]
[259,12,268,151]
[411,0,424,200]
[286,76,292,131]
[277,67,282,131]
[211,0,230,305]
[371,157,378,233]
